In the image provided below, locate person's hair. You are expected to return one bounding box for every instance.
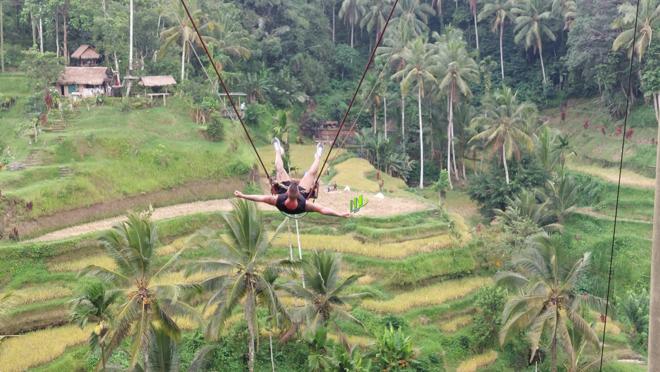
[287,180,301,199]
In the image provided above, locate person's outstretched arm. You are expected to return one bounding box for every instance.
[234,191,277,206]
[305,202,351,218]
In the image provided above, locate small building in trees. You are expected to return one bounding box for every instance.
[138,75,177,105]
[56,67,113,97]
[314,120,357,145]
[70,45,101,66]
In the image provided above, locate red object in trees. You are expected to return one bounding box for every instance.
[44,90,53,110]
[615,126,623,136]
[583,119,590,129]
[600,313,607,323]
[600,127,606,135]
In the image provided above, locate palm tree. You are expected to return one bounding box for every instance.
[160,0,219,81]
[511,0,556,85]
[612,0,660,61]
[391,0,435,43]
[436,29,479,186]
[361,0,393,42]
[340,0,364,48]
[497,235,603,372]
[283,251,372,332]
[81,212,196,369]
[392,37,437,188]
[551,0,577,30]
[469,86,535,184]
[70,281,121,370]
[187,200,291,372]
[378,32,410,142]
[467,0,481,51]
[478,0,511,79]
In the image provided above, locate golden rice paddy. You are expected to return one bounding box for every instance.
[362,277,491,313]
[439,315,473,333]
[272,233,452,259]
[0,325,93,372]
[456,350,498,372]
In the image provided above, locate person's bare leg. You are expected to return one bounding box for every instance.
[300,143,323,190]
[274,138,289,182]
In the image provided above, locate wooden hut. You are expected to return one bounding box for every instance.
[70,45,101,66]
[138,75,177,105]
[314,120,357,145]
[56,67,112,97]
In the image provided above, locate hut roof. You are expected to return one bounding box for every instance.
[71,44,100,60]
[57,67,111,85]
[139,75,177,87]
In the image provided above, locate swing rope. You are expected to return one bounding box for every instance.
[179,0,271,183]
[598,0,641,369]
[313,0,400,192]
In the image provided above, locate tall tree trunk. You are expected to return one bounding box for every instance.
[31,13,36,48]
[384,96,388,140]
[269,334,275,372]
[332,2,336,44]
[450,121,459,179]
[649,91,660,371]
[63,2,68,65]
[0,1,4,73]
[447,94,454,189]
[245,290,256,372]
[102,0,107,15]
[180,38,186,81]
[38,17,43,53]
[401,92,405,146]
[499,22,504,80]
[502,142,510,184]
[55,11,59,57]
[114,52,121,84]
[129,0,134,71]
[551,311,558,372]
[373,107,377,134]
[539,42,547,85]
[473,11,480,52]
[418,85,424,189]
[350,23,354,48]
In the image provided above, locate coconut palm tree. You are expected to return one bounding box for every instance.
[283,251,372,332]
[378,32,410,142]
[160,0,219,81]
[361,0,394,42]
[612,0,660,61]
[497,235,603,372]
[70,281,121,370]
[478,0,511,79]
[392,37,438,188]
[340,0,364,48]
[187,200,292,372]
[436,29,479,186]
[511,0,556,85]
[469,86,536,184]
[551,0,577,30]
[467,0,481,51]
[80,212,196,369]
[391,0,435,42]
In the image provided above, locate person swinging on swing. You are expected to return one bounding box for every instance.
[234,138,351,218]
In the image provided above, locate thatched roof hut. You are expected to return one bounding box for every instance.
[71,45,100,59]
[56,67,112,97]
[57,67,111,85]
[139,75,177,88]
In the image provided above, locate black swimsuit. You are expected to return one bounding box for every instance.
[276,193,307,215]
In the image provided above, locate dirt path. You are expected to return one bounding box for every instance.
[567,162,655,189]
[31,189,432,242]
[573,207,652,225]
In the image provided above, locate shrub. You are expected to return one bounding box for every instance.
[206,113,224,142]
[470,286,506,352]
[468,156,548,218]
[374,325,418,371]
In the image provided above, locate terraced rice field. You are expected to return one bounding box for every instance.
[0,204,491,370]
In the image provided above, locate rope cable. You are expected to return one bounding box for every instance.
[598,0,641,369]
[313,0,401,191]
[179,0,271,182]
